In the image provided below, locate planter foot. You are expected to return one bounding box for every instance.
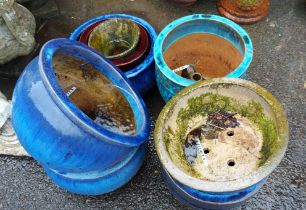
[44,145,146,195]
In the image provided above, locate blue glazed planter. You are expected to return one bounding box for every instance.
[12,38,150,195]
[154,79,288,209]
[70,14,157,96]
[161,168,266,210]
[154,14,253,102]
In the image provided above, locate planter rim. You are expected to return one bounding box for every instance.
[39,38,150,147]
[154,78,289,193]
[69,14,157,79]
[153,14,253,87]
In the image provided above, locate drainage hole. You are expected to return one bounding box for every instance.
[228,160,235,167]
[227,131,234,136]
[192,73,202,81]
[204,148,210,154]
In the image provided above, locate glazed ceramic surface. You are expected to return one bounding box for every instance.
[154,14,253,102]
[79,20,150,71]
[12,38,150,195]
[154,79,288,209]
[88,18,140,60]
[70,14,157,96]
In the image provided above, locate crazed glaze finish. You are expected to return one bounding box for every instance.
[12,38,150,195]
[154,79,288,209]
[70,14,157,96]
[154,14,253,102]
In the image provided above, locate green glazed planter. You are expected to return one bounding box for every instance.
[88,18,141,60]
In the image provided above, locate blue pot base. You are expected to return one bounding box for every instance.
[161,168,266,210]
[44,145,146,195]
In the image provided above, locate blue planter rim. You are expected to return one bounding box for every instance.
[69,14,157,79]
[39,38,150,147]
[154,14,253,87]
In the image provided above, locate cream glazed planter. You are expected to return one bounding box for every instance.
[154,78,288,209]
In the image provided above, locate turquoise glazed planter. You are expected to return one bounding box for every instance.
[11,38,150,195]
[70,14,157,96]
[154,14,253,102]
[154,79,288,209]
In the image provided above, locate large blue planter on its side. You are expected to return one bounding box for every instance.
[154,14,253,102]
[70,14,157,96]
[12,38,150,195]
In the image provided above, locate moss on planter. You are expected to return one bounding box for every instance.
[164,92,278,179]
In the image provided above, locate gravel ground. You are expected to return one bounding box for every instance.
[0,0,305,209]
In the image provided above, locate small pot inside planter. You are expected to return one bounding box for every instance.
[79,19,150,71]
[88,18,140,60]
[70,14,157,96]
[217,0,271,24]
[155,79,288,209]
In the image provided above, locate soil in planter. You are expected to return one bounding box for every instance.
[163,33,243,78]
[52,53,136,135]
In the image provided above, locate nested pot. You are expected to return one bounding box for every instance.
[154,79,288,209]
[11,38,150,195]
[70,14,157,96]
[154,14,253,102]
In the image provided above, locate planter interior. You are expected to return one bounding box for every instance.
[155,79,288,193]
[163,33,243,79]
[159,15,252,81]
[80,19,150,71]
[52,52,136,135]
[88,18,140,60]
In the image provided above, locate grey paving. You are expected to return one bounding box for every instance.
[0,0,305,209]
